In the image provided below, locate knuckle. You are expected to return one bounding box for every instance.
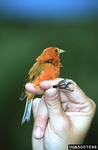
[90,99,96,112]
[86,98,96,115]
[35,115,46,122]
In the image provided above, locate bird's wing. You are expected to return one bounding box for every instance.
[25,62,44,83]
[19,62,45,100]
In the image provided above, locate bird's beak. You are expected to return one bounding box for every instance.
[59,49,66,54]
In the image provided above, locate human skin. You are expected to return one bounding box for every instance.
[25,78,96,150]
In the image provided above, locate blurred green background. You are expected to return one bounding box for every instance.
[0,1,98,150]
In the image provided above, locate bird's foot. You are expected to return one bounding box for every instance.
[53,78,74,92]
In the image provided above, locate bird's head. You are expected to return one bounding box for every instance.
[36,47,65,64]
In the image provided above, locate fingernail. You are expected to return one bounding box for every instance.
[26,83,33,87]
[33,127,42,138]
[46,88,58,99]
[25,83,32,90]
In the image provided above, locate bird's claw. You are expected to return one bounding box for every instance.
[53,78,74,92]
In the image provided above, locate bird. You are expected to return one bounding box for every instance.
[19,47,65,124]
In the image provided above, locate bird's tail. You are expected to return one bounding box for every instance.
[21,99,33,124]
[21,93,35,125]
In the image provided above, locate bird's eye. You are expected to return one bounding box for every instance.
[54,49,58,53]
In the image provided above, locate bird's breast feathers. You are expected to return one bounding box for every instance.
[27,63,60,88]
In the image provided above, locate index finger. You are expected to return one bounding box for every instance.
[25,78,62,94]
[25,83,44,94]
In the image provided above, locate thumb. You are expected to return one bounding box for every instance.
[44,88,69,128]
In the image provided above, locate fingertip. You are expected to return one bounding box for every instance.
[25,83,44,94]
[33,127,44,139]
[45,88,58,99]
[40,81,52,89]
[25,83,34,90]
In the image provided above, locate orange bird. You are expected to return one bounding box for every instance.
[20,47,65,124]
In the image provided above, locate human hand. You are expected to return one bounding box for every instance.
[26,78,96,150]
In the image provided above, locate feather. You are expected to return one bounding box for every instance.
[21,99,33,125]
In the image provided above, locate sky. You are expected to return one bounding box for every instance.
[0,0,98,22]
